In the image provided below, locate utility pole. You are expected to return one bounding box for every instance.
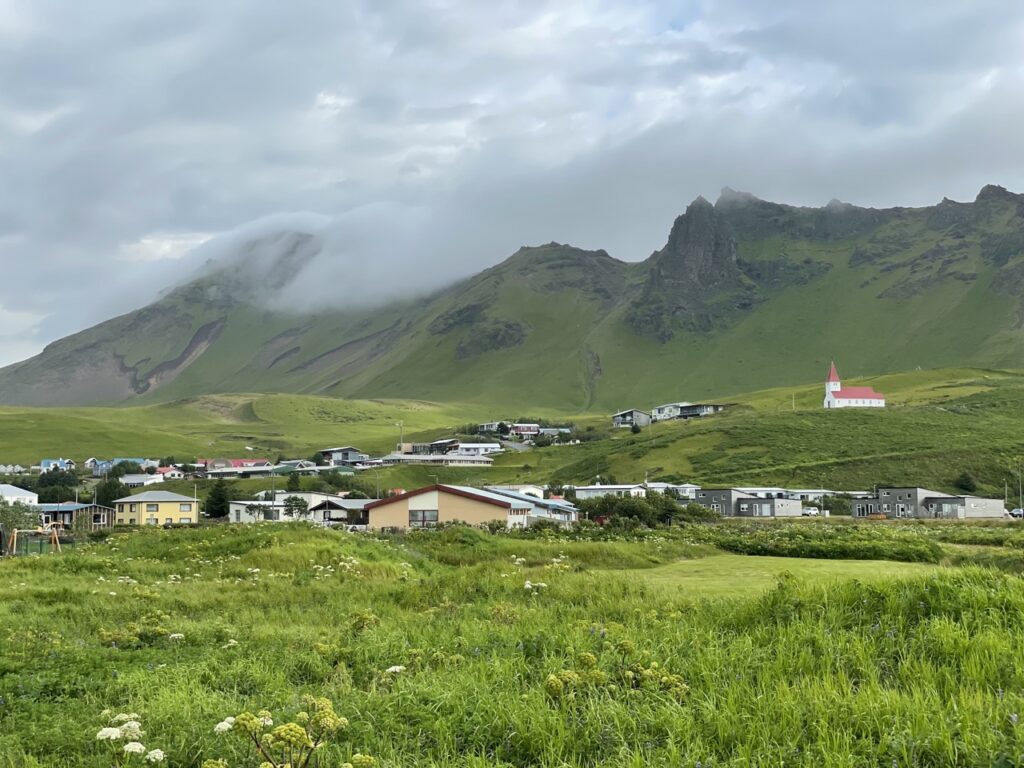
[1018,459,1022,510]
[395,421,405,451]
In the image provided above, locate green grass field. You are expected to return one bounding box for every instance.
[638,553,940,598]
[4,522,1024,766]
[2,367,1023,499]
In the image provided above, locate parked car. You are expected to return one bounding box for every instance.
[801,507,820,517]
[1010,508,1024,519]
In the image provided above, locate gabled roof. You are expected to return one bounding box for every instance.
[39,502,114,512]
[612,409,650,417]
[320,446,364,454]
[484,487,577,511]
[832,386,884,400]
[112,491,197,503]
[0,483,35,496]
[827,361,840,382]
[365,484,529,511]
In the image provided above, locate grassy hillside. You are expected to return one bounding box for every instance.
[4,523,1024,765]
[2,187,1023,409]
[2,367,1022,498]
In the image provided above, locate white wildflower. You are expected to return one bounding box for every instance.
[213,720,233,734]
[112,713,140,723]
[96,727,122,741]
[108,592,117,596]
[385,665,406,674]
[119,721,144,739]
[222,639,239,649]
[145,748,165,763]
[168,633,184,642]
[524,580,533,590]
[123,741,146,755]
[258,715,273,727]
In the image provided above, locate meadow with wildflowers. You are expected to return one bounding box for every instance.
[4,522,1024,766]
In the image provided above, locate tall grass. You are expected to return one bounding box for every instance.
[3,523,1024,766]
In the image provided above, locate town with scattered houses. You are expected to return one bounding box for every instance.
[1,363,1014,547]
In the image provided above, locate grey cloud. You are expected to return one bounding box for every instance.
[0,0,1023,364]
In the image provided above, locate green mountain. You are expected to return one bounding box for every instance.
[2,185,1023,409]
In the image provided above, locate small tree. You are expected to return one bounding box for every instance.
[954,471,978,494]
[283,495,309,519]
[206,479,232,518]
[286,472,301,492]
[497,422,510,436]
[630,423,642,434]
[310,452,327,467]
[0,499,38,535]
[109,461,143,478]
[94,478,126,508]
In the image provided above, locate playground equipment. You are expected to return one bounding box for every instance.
[3,522,64,556]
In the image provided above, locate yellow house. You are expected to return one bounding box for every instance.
[113,491,199,526]
[365,484,531,531]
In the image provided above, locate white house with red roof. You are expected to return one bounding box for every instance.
[823,361,885,409]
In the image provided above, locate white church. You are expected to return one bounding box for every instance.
[823,361,886,409]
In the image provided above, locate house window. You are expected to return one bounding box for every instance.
[165,518,173,525]
[130,504,138,514]
[711,503,721,513]
[128,518,136,524]
[146,503,159,512]
[179,518,192,524]
[146,517,157,525]
[409,510,439,528]
[179,503,192,512]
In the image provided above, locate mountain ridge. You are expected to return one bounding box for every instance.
[2,185,1023,409]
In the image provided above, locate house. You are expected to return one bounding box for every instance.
[851,487,944,519]
[0,484,38,506]
[485,487,578,527]
[643,482,701,500]
[156,466,185,480]
[734,486,790,499]
[510,423,541,437]
[538,427,572,437]
[572,484,649,500]
[0,464,26,474]
[921,495,1006,520]
[612,409,651,428]
[112,491,199,525]
[319,447,370,467]
[477,421,507,434]
[823,361,886,409]
[92,458,149,477]
[452,443,503,457]
[487,484,546,499]
[365,485,533,531]
[652,402,691,421]
[379,453,494,467]
[228,498,327,524]
[735,497,803,517]
[693,488,757,516]
[40,458,76,473]
[852,487,1004,519]
[199,458,273,470]
[571,482,699,501]
[309,497,376,526]
[37,502,113,530]
[120,473,165,488]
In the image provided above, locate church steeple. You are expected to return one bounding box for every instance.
[826,361,841,394]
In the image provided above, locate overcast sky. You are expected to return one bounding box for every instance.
[2,0,1023,365]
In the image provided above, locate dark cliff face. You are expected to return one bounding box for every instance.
[656,196,741,288]
[626,197,754,341]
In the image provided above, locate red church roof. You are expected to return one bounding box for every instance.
[832,386,884,400]
[827,361,840,382]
